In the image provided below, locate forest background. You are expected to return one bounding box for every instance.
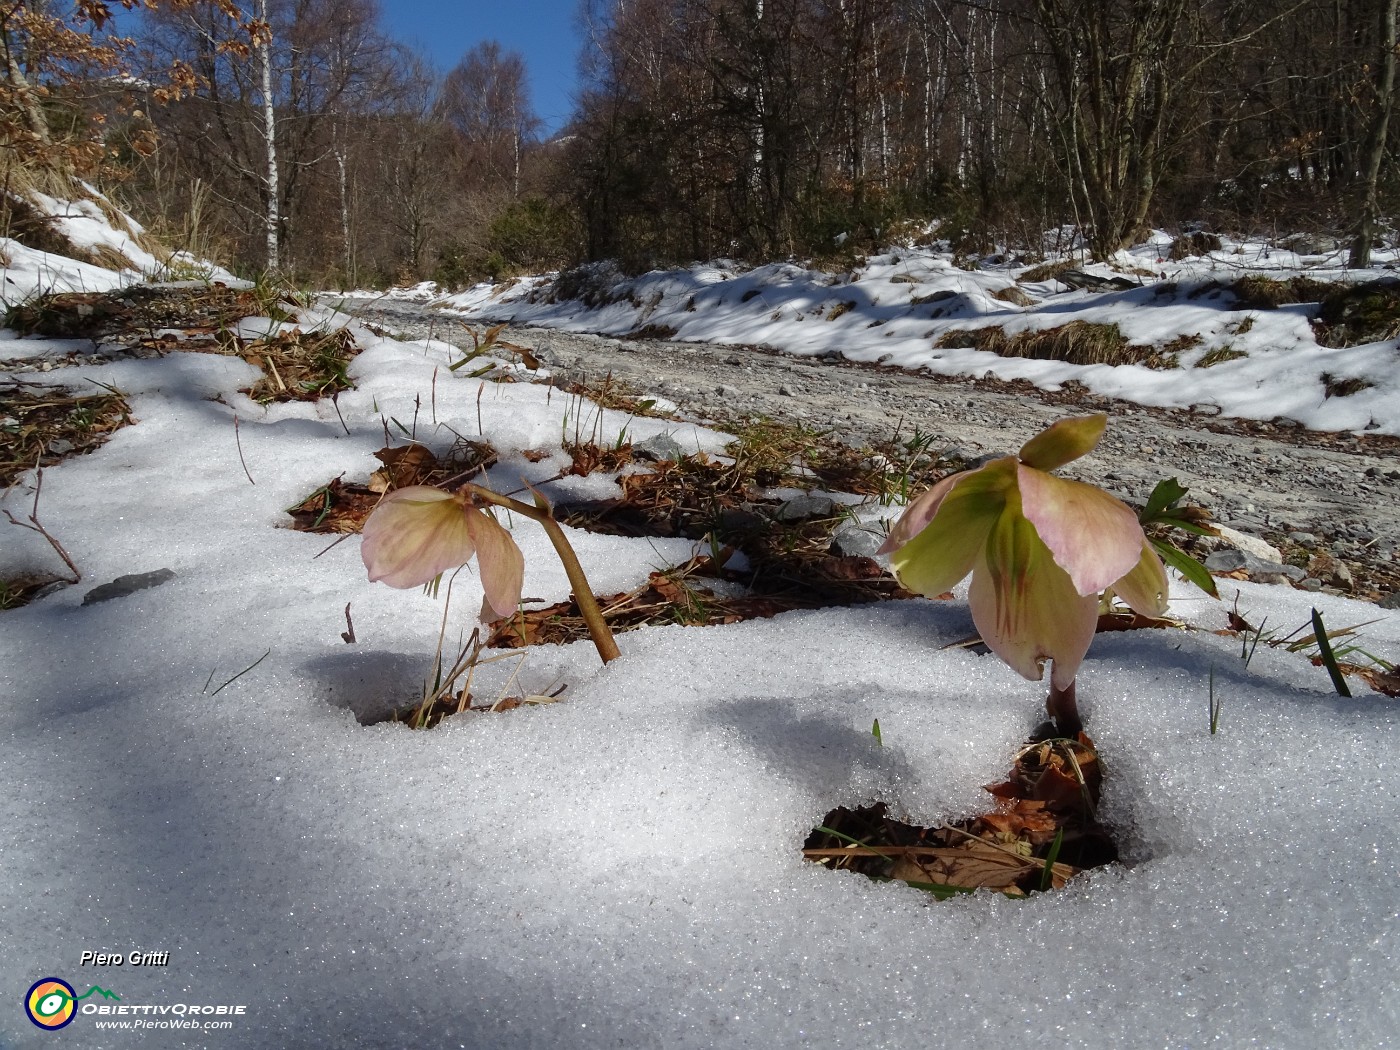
[4,0,1399,289]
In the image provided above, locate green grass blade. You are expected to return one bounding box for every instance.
[1310,608,1353,697]
[1152,538,1219,598]
[1038,828,1064,891]
[814,825,868,848]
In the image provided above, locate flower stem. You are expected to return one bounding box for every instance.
[1046,677,1083,738]
[462,483,620,665]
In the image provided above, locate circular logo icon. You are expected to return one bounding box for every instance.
[26,978,77,1030]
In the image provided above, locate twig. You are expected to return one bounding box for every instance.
[208,648,271,696]
[340,602,355,643]
[3,465,80,582]
[265,354,287,393]
[313,533,353,559]
[331,391,350,436]
[233,414,255,485]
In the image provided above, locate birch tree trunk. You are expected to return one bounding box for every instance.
[256,0,281,272]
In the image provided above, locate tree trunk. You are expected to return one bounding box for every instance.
[1350,0,1399,269]
[257,0,281,273]
[335,141,354,286]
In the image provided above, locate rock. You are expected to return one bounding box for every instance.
[1300,578,1324,592]
[830,523,887,559]
[1205,548,1304,584]
[1214,524,1283,564]
[889,273,922,284]
[773,494,837,521]
[1379,591,1400,610]
[1277,232,1340,256]
[1307,552,1354,589]
[1057,269,1138,292]
[632,433,685,463]
[1288,532,1318,546]
[778,384,795,396]
[82,568,177,606]
[717,507,765,533]
[1204,549,1247,573]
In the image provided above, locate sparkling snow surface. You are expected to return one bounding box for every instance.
[2,246,1399,1049]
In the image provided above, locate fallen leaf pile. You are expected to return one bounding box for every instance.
[285,441,497,534]
[804,733,1117,898]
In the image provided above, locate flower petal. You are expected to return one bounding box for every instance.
[1017,465,1144,596]
[1112,540,1170,617]
[463,507,525,620]
[361,486,477,589]
[876,469,967,555]
[885,458,1016,598]
[1017,413,1107,471]
[968,508,1099,688]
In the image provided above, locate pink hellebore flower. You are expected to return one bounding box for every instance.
[360,486,525,621]
[878,414,1168,690]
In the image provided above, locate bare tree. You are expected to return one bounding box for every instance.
[439,41,540,198]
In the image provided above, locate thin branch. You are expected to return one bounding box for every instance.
[3,466,79,583]
[233,413,255,484]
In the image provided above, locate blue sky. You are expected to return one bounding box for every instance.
[378,1,584,135]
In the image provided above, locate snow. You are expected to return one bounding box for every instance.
[1,189,239,304]
[3,227,1399,1049]
[439,236,1400,436]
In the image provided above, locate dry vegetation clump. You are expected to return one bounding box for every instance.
[0,193,81,258]
[1196,346,1249,368]
[544,261,630,308]
[991,285,1037,307]
[0,380,133,487]
[1167,231,1223,259]
[1314,279,1400,347]
[5,285,276,341]
[1320,373,1375,398]
[937,321,1179,368]
[1018,260,1076,283]
[234,325,359,403]
[1199,274,1339,310]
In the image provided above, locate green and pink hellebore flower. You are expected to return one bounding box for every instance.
[360,486,524,621]
[878,414,1168,697]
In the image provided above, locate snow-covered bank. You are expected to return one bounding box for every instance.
[439,237,1400,436]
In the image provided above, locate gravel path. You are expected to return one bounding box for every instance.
[344,299,1400,605]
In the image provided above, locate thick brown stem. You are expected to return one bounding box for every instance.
[1046,678,1083,738]
[463,483,620,665]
